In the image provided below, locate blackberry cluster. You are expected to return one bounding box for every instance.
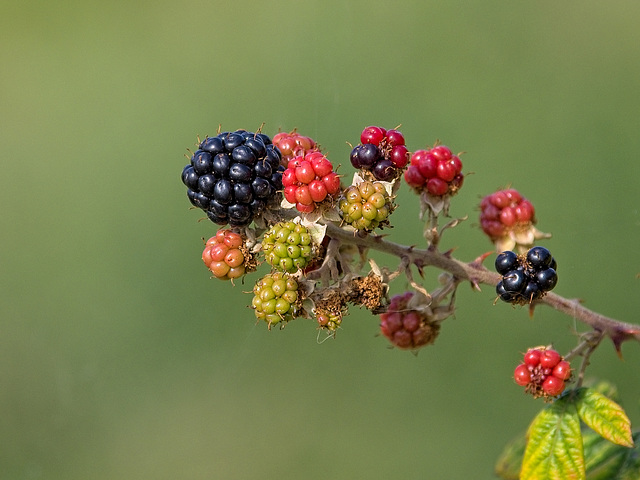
[379,292,440,350]
[261,221,314,273]
[181,129,284,227]
[251,272,301,328]
[350,126,409,182]
[495,246,558,304]
[338,180,393,232]
[514,347,571,399]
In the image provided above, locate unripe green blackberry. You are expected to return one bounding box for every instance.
[338,180,393,231]
[251,272,302,328]
[315,309,342,332]
[261,220,315,272]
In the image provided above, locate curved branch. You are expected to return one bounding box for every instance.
[323,222,640,351]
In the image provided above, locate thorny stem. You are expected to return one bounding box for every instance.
[321,221,640,353]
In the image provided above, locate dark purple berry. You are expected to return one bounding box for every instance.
[214,179,233,205]
[496,281,519,302]
[209,199,228,218]
[350,144,379,169]
[206,209,227,225]
[252,177,273,198]
[536,268,558,291]
[232,145,257,166]
[244,137,267,157]
[265,145,282,168]
[502,269,526,293]
[256,133,272,145]
[228,203,252,226]
[228,163,253,183]
[192,150,213,175]
[527,246,553,270]
[197,174,216,196]
[199,136,225,155]
[495,250,519,275]
[233,182,254,204]
[181,165,199,190]
[222,132,244,150]
[212,153,231,177]
[187,190,210,210]
[254,160,273,178]
[373,159,396,181]
[523,281,541,301]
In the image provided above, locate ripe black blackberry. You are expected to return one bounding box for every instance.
[495,246,558,304]
[181,129,284,227]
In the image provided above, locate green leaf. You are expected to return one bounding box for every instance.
[583,430,640,480]
[521,395,586,480]
[575,388,634,448]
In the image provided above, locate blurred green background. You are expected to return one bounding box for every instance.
[2,1,639,478]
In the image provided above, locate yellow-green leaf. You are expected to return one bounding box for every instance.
[575,388,634,448]
[521,396,585,480]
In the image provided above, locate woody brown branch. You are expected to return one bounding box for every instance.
[323,221,640,345]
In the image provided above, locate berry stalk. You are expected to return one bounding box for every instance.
[316,220,640,352]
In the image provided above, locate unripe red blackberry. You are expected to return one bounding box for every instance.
[338,179,394,232]
[272,130,319,163]
[282,152,341,213]
[404,145,464,197]
[480,188,550,252]
[202,229,254,280]
[261,220,315,273]
[513,347,571,400]
[379,292,440,350]
[251,272,302,328]
[350,126,409,182]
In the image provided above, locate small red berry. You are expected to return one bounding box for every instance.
[514,364,531,386]
[311,156,333,178]
[436,160,457,182]
[523,348,542,366]
[417,152,438,179]
[539,349,561,369]
[282,169,297,187]
[295,185,313,205]
[430,145,452,162]
[308,179,328,203]
[360,126,386,145]
[295,161,316,184]
[426,177,449,196]
[284,185,297,204]
[404,166,425,188]
[390,145,409,168]
[322,172,341,195]
[296,202,315,213]
[385,129,405,146]
[542,376,565,396]
[552,360,572,380]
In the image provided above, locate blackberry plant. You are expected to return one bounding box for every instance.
[180,124,640,480]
